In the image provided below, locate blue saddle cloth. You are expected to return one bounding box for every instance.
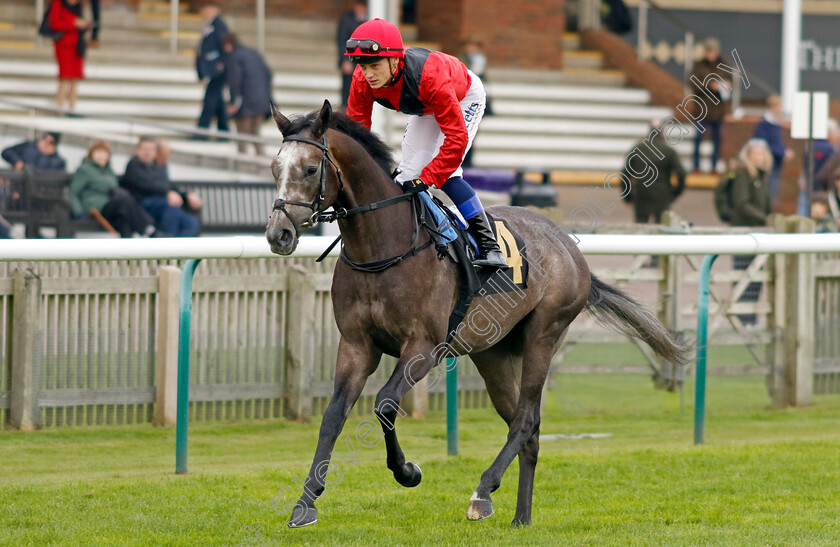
[418,191,461,247]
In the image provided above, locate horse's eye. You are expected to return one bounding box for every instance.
[305,165,319,176]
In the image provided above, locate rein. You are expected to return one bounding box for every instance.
[271,132,433,272]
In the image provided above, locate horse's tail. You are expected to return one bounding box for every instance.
[586,274,691,366]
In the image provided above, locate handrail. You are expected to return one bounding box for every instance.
[0,96,282,148]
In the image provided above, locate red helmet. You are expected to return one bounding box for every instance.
[344,18,404,63]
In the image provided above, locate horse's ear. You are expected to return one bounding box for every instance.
[271,102,290,135]
[312,100,332,139]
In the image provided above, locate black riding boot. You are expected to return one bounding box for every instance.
[467,211,508,269]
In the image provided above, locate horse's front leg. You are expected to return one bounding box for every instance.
[286,338,380,528]
[373,341,437,488]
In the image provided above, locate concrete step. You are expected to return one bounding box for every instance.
[563,50,604,70]
[491,99,671,121]
[564,32,580,51]
[486,82,650,104]
[0,60,339,90]
[486,67,625,87]
[472,149,716,172]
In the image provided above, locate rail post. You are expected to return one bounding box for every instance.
[694,254,718,444]
[175,258,202,474]
[446,357,458,455]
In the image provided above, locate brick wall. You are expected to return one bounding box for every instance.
[417,0,566,68]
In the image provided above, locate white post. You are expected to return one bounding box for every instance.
[170,0,179,56]
[637,0,648,62]
[781,0,802,114]
[256,0,266,54]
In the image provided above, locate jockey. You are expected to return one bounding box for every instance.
[344,18,507,269]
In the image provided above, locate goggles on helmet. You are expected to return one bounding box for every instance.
[345,38,403,56]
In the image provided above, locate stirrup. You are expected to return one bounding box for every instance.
[472,250,509,269]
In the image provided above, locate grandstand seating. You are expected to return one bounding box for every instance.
[0,4,717,196]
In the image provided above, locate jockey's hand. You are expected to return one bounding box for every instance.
[400,178,429,194]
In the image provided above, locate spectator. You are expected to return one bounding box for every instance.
[88,0,100,48]
[753,94,793,204]
[49,0,91,112]
[621,119,686,224]
[810,191,838,233]
[195,2,229,137]
[688,38,731,174]
[814,121,840,193]
[2,132,66,171]
[155,139,203,212]
[222,33,273,156]
[728,138,773,327]
[121,137,200,237]
[69,141,157,238]
[797,119,839,216]
[336,1,368,108]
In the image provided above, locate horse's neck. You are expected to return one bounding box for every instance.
[332,134,416,263]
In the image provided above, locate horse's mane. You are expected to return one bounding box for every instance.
[284,110,395,175]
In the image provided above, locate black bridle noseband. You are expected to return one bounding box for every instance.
[271,134,345,233]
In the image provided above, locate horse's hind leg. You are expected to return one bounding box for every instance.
[468,316,572,525]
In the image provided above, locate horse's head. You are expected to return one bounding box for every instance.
[266,100,341,255]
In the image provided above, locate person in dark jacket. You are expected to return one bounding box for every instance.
[336,0,367,108]
[69,141,157,237]
[752,95,792,204]
[688,38,731,174]
[195,2,229,136]
[728,138,773,327]
[222,33,272,155]
[2,132,66,171]
[621,119,687,224]
[120,137,200,237]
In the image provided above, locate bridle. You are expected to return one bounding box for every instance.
[270,131,434,272]
[271,133,344,233]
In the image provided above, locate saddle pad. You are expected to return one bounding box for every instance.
[478,216,529,294]
[418,191,459,245]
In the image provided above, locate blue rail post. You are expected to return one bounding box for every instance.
[694,254,718,445]
[175,258,202,474]
[446,357,458,456]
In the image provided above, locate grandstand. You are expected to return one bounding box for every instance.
[0,1,730,236]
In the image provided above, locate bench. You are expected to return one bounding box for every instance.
[463,167,558,208]
[161,181,323,235]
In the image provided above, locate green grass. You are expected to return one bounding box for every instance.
[3,375,840,546]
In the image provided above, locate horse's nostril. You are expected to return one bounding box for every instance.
[279,229,294,247]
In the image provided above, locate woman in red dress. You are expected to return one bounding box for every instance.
[49,0,90,111]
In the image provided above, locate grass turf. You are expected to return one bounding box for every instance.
[2,374,840,546]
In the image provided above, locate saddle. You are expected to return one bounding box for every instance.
[415,192,529,345]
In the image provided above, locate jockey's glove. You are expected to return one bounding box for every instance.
[400,178,429,194]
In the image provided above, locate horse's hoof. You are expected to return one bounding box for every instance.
[396,461,422,488]
[511,517,531,528]
[287,504,318,528]
[467,497,494,521]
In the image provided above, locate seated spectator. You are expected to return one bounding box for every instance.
[1,132,66,171]
[156,139,202,212]
[120,136,200,237]
[810,191,838,233]
[69,141,158,238]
